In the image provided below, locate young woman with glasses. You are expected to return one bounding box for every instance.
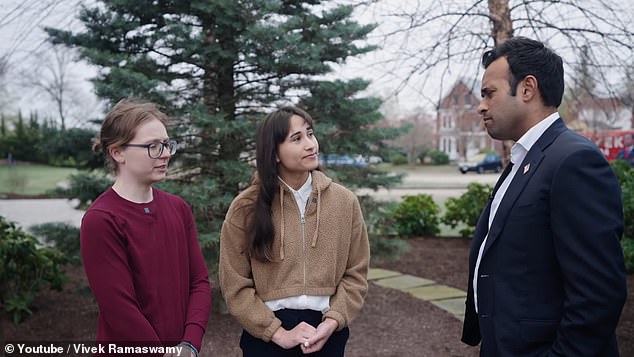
[80,99,210,357]
[219,106,370,356]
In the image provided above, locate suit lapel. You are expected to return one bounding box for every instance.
[482,119,567,257]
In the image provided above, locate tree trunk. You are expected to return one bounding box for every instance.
[487,0,513,46]
[488,0,514,165]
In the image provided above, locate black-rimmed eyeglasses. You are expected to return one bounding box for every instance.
[123,140,177,159]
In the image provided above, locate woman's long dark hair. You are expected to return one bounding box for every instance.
[251,106,314,262]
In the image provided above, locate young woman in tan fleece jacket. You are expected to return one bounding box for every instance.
[219,106,370,356]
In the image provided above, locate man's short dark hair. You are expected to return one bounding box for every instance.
[482,37,564,108]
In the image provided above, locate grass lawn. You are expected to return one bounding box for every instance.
[0,165,77,196]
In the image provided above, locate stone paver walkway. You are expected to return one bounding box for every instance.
[368,268,467,321]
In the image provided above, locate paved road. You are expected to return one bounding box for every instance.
[0,169,503,229]
[0,199,84,229]
[359,169,501,202]
[401,171,499,188]
[357,187,468,203]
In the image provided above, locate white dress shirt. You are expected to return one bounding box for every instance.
[473,112,560,313]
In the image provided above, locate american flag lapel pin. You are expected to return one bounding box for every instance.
[523,163,530,174]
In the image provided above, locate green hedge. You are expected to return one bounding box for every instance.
[53,171,113,209]
[391,194,440,237]
[390,153,408,166]
[611,160,634,273]
[30,223,81,266]
[0,216,67,323]
[357,196,408,260]
[428,149,449,165]
[442,182,492,237]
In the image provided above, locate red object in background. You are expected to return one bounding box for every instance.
[579,130,634,161]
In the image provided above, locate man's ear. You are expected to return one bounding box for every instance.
[521,75,538,101]
[109,146,125,165]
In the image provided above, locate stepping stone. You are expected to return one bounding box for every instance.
[367,268,401,280]
[430,297,467,317]
[373,274,435,290]
[452,314,465,322]
[406,285,467,301]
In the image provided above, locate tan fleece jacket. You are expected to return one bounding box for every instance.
[219,170,370,342]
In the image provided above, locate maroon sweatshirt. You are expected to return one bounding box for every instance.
[80,187,211,351]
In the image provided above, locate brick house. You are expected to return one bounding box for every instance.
[436,80,498,161]
[567,94,632,131]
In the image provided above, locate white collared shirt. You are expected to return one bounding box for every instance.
[265,173,330,313]
[279,173,313,218]
[473,112,560,313]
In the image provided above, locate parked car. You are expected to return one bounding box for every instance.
[320,154,368,167]
[366,155,383,165]
[458,153,502,174]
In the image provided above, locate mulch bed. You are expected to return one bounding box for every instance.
[2,237,631,356]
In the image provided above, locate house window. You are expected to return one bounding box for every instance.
[465,95,471,105]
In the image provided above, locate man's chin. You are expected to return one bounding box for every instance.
[486,128,508,141]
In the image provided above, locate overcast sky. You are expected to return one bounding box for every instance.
[1,0,632,126]
[0,0,101,126]
[0,0,460,125]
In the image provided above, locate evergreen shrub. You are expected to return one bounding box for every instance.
[357,196,408,260]
[30,223,81,266]
[442,182,493,238]
[622,238,634,274]
[0,216,67,324]
[390,153,407,166]
[391,194,440,238]
[54,172,113,209]
[428,149,449,165]
[612,160,634,273]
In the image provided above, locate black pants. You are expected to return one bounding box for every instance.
[240,309,350,357]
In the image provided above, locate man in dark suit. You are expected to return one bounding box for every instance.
[462,37,627,356]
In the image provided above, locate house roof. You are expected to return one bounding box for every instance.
[439,79,479,109]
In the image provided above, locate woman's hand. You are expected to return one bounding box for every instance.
[163,342,196,357]
[271,322,317,349]
[163,350,195,357]
[300,317,338,354]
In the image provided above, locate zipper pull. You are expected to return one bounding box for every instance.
[301,216,305,224]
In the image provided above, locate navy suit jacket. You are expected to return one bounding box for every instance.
[461,119,627,356]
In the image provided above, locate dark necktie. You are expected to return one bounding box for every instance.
[490,162,514,199]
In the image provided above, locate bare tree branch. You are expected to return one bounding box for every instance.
[363,0,633,109]
[20,45,79,130]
